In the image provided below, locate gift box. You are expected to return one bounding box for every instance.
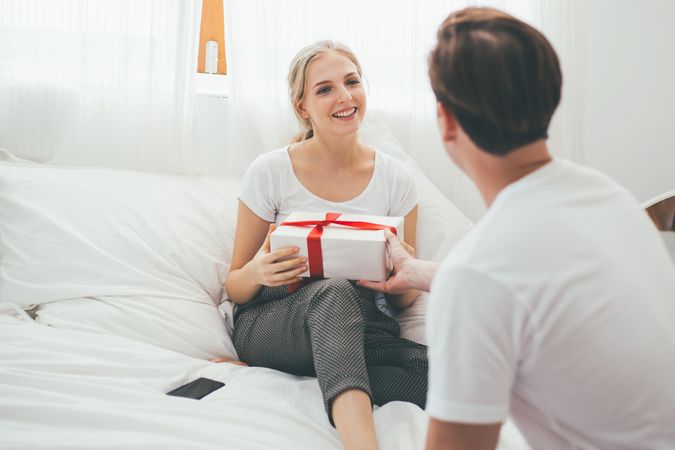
[270,212,405,282]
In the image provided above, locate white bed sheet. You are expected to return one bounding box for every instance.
[0,305,529,450]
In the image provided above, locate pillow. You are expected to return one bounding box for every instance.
[360,116,473,262]
[661,232,675,263]
[360,117,474,344]
[0,153,239,360]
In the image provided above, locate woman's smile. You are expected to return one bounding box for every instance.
[332,106,358,120]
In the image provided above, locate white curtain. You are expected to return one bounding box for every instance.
[222,0,581,220]
[0,0,200,172]
[0,0,581,221]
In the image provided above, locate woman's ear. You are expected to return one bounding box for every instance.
[436,102,458,142]
[296,101,309,119]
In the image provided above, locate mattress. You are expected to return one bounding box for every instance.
[0,304,529,450]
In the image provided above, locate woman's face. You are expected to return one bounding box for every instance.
[298,51,366,138]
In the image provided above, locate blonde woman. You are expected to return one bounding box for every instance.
[225,41,427,450]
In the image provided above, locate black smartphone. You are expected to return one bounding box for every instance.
[166,377,225,400]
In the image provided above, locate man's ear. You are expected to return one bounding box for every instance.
[297,101,309,119]
[436,102,458,142]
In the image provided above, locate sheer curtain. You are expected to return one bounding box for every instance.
[0,0,200,172]
[0,0,581,220]
[222,0,581,220]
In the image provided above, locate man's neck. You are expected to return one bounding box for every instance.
[466,140,552,208]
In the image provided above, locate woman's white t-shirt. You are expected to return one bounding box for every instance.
[239,146,418,225]
[238,146,418,316]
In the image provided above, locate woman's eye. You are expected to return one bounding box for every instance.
[317,86,331,95]
[347,79,361,86]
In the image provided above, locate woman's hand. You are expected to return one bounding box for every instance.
[246,224,308,287]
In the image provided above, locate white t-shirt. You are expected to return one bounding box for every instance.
[426,158,675,449]
[238,146,418,315]
[239,146,418,225]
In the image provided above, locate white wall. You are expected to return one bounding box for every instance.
[578,0,675,204]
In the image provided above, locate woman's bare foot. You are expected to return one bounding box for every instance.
[210,357,248,366]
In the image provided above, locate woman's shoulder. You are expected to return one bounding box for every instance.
[373,148,415,180]
[241,147,291,188]
[246,146,290,174]
[253,146,289,165]
[369,148,418,215]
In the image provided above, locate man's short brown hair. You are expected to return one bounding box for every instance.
[429,7,562,155]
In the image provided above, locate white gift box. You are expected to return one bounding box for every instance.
[270,212,405,282]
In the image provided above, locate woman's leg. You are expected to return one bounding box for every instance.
[364,329,428,409]
[233,284,315,375]
[341,286,428,409]
[332,389,378,450]
[304,279,380,450]
[232,279,380,449]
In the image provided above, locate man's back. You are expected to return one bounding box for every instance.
[427,158,675,449]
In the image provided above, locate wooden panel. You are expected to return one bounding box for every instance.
[197,0,226,74]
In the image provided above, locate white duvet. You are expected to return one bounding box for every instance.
[0,305,528,450]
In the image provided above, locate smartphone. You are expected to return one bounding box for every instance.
[166,377,225,400]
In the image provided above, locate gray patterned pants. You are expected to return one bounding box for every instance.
[232,278,428,424]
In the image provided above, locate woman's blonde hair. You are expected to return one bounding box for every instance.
[288,40,363,143]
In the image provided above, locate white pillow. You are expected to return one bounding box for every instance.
[360,117,474,344]
[661,232,675,263]
[0,154,239,360]
[360,116,473,262]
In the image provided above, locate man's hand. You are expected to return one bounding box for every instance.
[358,230,420,294]
[358,230,440,293]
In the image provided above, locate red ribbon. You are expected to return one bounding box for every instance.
[280,212,398,279]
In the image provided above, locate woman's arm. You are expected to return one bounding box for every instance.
[225,201,307,305]
[383,206,420,309]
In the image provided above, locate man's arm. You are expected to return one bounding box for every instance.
[426,419,501,450]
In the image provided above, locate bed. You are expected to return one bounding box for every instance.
[0,141,529,449]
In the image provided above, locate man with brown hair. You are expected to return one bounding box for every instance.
[360,7,675,450]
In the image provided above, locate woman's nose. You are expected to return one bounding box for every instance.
[337,86,352,102]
